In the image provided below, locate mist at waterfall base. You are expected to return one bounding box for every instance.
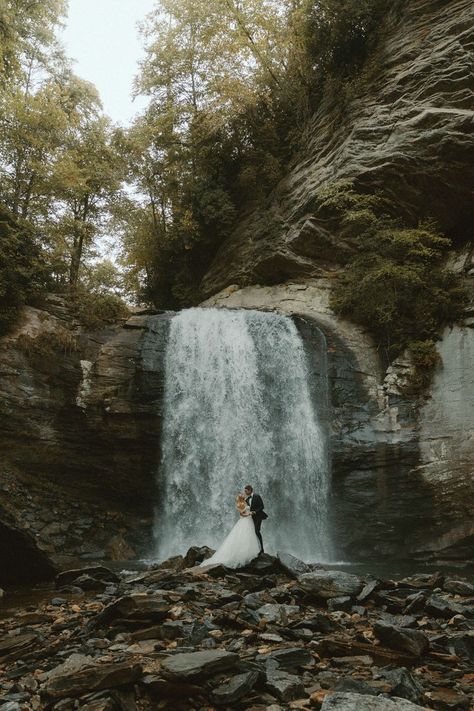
[154,308,332,564]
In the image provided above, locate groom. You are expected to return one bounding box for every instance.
[244,484,267,554]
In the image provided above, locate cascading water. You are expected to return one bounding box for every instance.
[154,307,332,562]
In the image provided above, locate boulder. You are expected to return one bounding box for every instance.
[160,650,239,679]
[321,693,426,710]
[265,668,305,702]
[373,623,429,657]
[379,667,423,703]
[212,671,259,705]
[44,660,142,699]
[277,552,311,578]
[298,570,364,599]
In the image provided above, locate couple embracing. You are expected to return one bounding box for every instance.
[201,485,268,569]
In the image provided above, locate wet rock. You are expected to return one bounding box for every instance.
[94,593,169,625]
[321,692,426,710]
[257,646,312,670]
[447,632,474,662]
[244,553,283,575]
[373,622,429,657]
[425,596,469,619]
[105,534,136,561]
[443,579,474,596]
[44,660,142,699]
[56,566,119,587]
[292,614,340,634]
[399,573,444,589]
[298,570,363,600]
[424,688,471,710]
[160,649,239,679]
[357,579,379,602]
[334,678,377,696]
[212,671,259,705]
[265,668,305,702]
[182,545,214,568]
[327,596,352,612]
[0,633,39,661]
[378,667,423,703]
[277,552,311,578]
[256,603,300,623]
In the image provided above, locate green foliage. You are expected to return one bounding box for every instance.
[70,288,128,331]
[0,204,49,334]
[18,325,78,359]
[328,183,468,375]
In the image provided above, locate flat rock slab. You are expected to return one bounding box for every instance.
[321,692,426,710]
[298,570,363,599]
[277,552,312,577]
[265,668,305,702]
[257,646,312,670]
[160,650,239,679]
[56,566,119,587]
[44,660,142,698]
[256,603,300,623]
[212,670,259,705]
[374,622,429,657]
[96,593,169,625]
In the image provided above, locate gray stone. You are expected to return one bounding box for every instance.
[321,693,426,710]
[379,667,423,703]
[277,551,311,577]
[374,622,429,657]
[298,570,363,599]
[212,671,259,705]
[256,603,300,623]
[443,579,474,596]
[265,668,305,702]
[327,596,352,612]
[160,650,239,679]
[257,646,312,670]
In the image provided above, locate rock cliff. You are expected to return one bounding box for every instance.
[201,0,474,295]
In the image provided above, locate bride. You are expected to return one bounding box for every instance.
[200,493,261,569]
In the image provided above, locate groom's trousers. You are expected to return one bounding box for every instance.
[253,518,264,553]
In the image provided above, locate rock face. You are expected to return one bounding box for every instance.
[201,0,474,295]
[0,297,172,579]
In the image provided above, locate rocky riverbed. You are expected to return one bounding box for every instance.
[1,551,474,711]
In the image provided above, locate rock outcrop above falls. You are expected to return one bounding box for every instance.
[201,0,474,296]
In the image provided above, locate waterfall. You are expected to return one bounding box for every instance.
[154,307,332,562]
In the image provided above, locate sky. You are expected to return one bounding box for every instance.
[61,0,156,126]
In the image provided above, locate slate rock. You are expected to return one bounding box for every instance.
[160,650,239,679]
[56,566,119,587]
[447,632,474,662]
[257,646,312,670]
[357,579,379,602]
[399,573,444,589]
[256,603,300,623]
[265,668,305,702]
[334,678,377,696]
[277,551,311,578]
[443,579,474,596]
[44,660,142,699]
[379,667,423,703]
[292,614,340,633]
[298,570,363,599]
[425,688,471,710]
[373,622,429,657]
[321,692,426,710]
[182,545,214,568]
[212,671,259,705]
[425,596,467,619]
[95,593,169,625]
[327,596,352,612]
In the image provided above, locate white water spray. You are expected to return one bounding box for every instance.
[154,307,332,562]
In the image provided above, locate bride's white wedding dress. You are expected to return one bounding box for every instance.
[201,505,260,569]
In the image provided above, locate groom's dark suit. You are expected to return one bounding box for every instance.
[246,493,267,553]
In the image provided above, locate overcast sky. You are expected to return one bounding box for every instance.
[61,0,156,125]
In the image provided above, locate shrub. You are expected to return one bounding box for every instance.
[70,290,129,331]
[0,204,49,334]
